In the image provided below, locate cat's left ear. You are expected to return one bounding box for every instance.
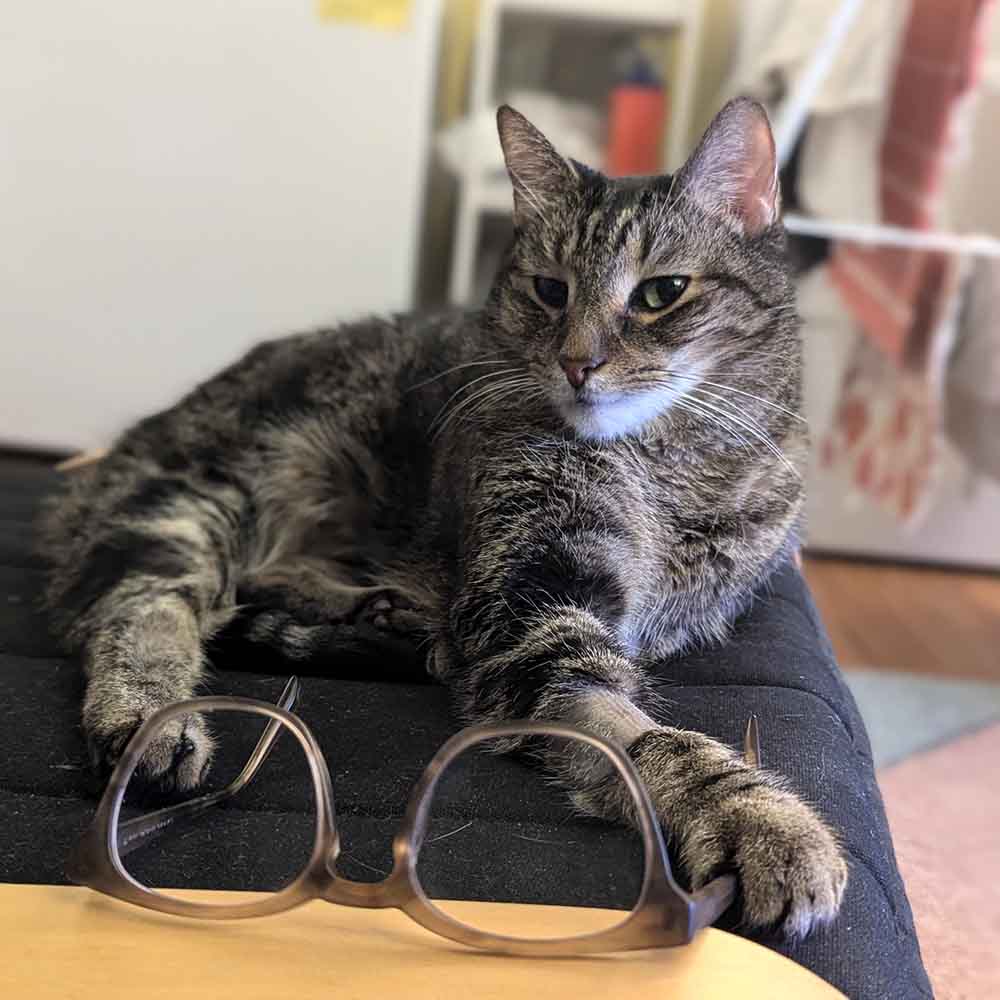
[497,105,578,226]
[671,97,780,235]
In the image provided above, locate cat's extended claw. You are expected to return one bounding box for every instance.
[744,714,761,767]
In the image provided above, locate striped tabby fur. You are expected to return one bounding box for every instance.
[40,99,846,936]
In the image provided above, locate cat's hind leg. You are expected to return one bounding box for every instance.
[219,559,433,676]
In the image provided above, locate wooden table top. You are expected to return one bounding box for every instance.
[0,884,845,998]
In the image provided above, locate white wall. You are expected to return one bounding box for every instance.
[0,0,440,452]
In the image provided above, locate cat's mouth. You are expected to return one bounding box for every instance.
[572,387,623,408]
[555,384,665,441]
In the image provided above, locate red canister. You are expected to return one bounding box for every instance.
[606,84,667,177]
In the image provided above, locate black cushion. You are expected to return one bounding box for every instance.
[0,454,931,999]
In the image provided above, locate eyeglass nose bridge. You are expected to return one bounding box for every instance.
[318,818,421,910]
[320,845,417,910]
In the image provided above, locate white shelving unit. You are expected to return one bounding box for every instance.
[449,0,703,304]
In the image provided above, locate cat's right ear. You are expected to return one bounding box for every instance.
[497,105,577,226]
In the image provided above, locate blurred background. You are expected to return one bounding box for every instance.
[1,2,998,991]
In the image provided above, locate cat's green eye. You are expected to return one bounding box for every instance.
[533,276,569,310]
[633,276,690,312]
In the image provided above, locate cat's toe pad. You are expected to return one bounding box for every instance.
[359,593,426,636]
[130,712,215,792]
[85,701,214,794]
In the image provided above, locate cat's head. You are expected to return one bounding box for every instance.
[486,97,799,442]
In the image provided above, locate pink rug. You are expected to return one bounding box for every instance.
[879,722,1000,1000]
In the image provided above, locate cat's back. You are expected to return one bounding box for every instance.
[37,308,483,566]
[104,308,478,457]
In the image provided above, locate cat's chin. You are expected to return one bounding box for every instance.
[557,391,666,441]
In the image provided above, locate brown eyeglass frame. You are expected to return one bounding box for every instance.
[67,677,741,956]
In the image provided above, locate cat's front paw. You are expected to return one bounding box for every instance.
[83,681,214,793]
[628,729,847,938]
[687,778,847,937]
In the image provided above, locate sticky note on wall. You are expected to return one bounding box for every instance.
[316,0,412,30]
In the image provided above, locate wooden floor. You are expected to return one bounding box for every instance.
[803,556,1000,681]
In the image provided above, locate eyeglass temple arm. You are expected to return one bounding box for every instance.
[115,677,301,859]
[685,716,762,932]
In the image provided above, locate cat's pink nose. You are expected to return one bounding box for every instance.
[559,354,606,389]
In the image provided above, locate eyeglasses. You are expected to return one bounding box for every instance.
[67,677,748,955]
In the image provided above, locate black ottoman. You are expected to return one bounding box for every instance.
[0,453,931,999]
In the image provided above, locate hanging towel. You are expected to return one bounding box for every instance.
[820,0,994,521]
[820,259,968,521]
[826,0,992,359]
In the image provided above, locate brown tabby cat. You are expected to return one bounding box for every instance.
[40,98,847,936]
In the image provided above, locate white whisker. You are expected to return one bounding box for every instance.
[642,368,806,424]
[671,394,757,456]
[429,368,526,432]
[631,368,801,476]
[431,376,536,442]
[686,388,800,478]
[406,358,510,393]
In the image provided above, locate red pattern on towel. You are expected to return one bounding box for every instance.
[820,0,993,520]
[827,0,988,359]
